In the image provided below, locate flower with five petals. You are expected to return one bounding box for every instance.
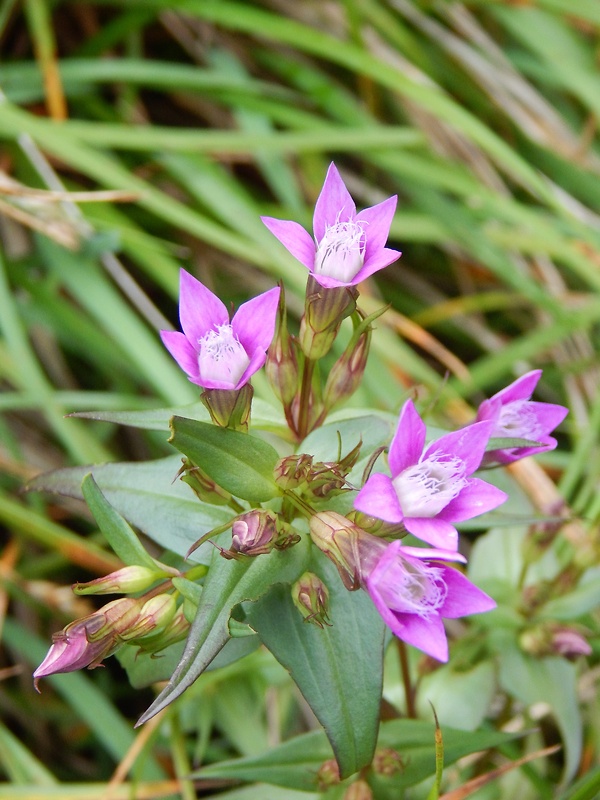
[160,270,280,390]
[354,399,507,550]
[476,370,568,464]
[261,163,400,288]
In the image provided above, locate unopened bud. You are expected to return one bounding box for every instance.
[322,306,386,411]
[316,759,340,790]
[343,779,373,800]
[179,459,234,506]
[291,572,330,628]
[372,748,404,776]
[73,565,163,596]
[299,277,357,360]
[227,510,279,558]
[521,623,591,660]
[122,594,177,641]
[136,606,190,654]
[274,453,313,490]
[309,511,362,590]
[266,283,300,406]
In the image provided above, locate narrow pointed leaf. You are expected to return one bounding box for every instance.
[81,474,159,569]
[137,537,310,725]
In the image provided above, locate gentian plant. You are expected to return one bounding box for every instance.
[31,163,576,795]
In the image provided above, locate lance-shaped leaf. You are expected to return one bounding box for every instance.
[28,456,233,562]
[169,416,280,502]
[243,554,385,779]
[136,537,310,725]
[191,718,521,792]
[81,474,161,569]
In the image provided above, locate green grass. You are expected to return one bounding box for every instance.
[0,1,598,797]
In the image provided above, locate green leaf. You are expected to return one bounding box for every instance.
[136,537,310,725]
[243,555,385,779]
[81,473,160,569]
[117,635,260,689]
[28,456,233,562]
[498,647,582,784]
[191,717,520,792]
[169,416,280,502]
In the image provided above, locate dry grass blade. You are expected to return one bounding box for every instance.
[440,744,562,800]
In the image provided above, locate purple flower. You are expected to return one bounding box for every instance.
[363,540,496,662]
[476,370,568,464]
[354,399,507,550]
[261,163,400,288]
[161,270,280,390]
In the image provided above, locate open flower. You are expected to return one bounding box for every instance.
[476,370,568,464]
[364,540,495,662]
[261,162,400,288]
[354,400,507,550]
[160,270,280,390]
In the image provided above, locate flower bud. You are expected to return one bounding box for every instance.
[299,277,357,360]
[33,597,142,688]
[309,511,371,591]
[73,565,163,596]
[265,283,300,406]
[135,606,190,654]
[291,572,330,628]
[343,779,373,800]
[121,594,177,641]
[274,453,314,490]
[316,759,340,790]
[372,748,404,776]
[229,510,279,557]
[520,622,591,660]
[201,384,253,432]
[179,458,234,506]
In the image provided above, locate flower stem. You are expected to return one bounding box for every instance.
[297,355,315,440]
[397,639,417,718]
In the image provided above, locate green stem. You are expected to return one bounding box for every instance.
[297,355,315,440]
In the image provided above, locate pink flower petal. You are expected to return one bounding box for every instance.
[387,610,449,662]
[178,269,228,344]
[260,217,315,270]
[234,347,269,391]
[403,516,459,550]
[232,287,280,354]
[160,330,201,384]
[438,477,507,523]
[313,163,356,241]
[357,195,397,257]
[388,399,427,476]
[354,473,404,523]
[438,567,496,618]
[399,545,466,564]
[490,370,542,405]
[352,247,402,284]
[425,420,492,475]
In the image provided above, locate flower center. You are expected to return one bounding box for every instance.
[392,450,467,517]
[375,555,447,619]
[494,400,541,441]
[314,219,366,282]
[198,325,250,388]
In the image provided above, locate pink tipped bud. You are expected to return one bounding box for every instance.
[266,283,300,406]
[73,566,163,596]
[520,623,591,660]
[309,511,373,590]
[228,510,279,557]
[291,572,330,628]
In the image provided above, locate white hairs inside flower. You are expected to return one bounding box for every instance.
[314,218,367,282]
[393,450,467,517]
[198,324,250,388]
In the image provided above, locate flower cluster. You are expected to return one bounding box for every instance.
[34,162,569,686]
